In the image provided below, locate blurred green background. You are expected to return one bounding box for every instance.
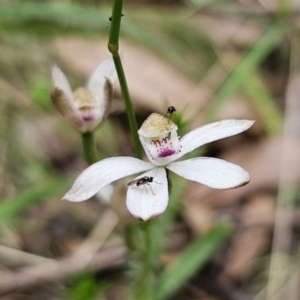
[1,0,299,299]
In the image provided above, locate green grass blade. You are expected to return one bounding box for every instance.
[0,2,109,32]
[0,178,71,224]
[243,72,283,136]
[206,24,283,120]
[0,2,218,79]
[157,223,232,300]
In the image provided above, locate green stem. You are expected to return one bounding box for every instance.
[134,221,155,300]
[81,132,98,165]
[108,0,142,159]
[108,0,122,54]
[108,2,154,299]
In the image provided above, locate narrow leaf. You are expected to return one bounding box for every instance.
[206,24,283,120]
[243,72,283,136]
[157,224,231,300]
[0,178,71,224]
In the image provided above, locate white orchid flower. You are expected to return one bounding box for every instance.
[64,113,254,221]
[50,56,117,132]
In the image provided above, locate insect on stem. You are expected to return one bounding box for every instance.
[106,14,124,29]
[108,13,124,22]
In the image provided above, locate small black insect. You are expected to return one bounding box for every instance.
[109,13,124,22]
[165,106,176,118]
[128,176,154,187]
[128,176,160,195]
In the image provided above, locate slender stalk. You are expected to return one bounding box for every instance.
[108,0,142,159]
[112,55,142,158]
[108,2,156,299]
[133,221,155,300]
[108,0,122,54]
[81,132,98,165]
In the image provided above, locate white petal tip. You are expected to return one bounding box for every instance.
[51,65,61,80]
[232,177,250,189]
[131,213,161,222]
[87,56,117,91]
[223,172,250,189]
[62,194,88,202]
[236,119,255,131]
[51,64,58,71]
[245,120,255,128]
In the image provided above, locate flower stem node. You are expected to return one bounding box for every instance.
[50,56,117,133]
[64,117,255,221]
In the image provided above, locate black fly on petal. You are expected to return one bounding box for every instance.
[127,176,153,187]
[128,176,161,195]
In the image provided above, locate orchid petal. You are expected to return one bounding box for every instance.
[87,56,117,100]
[51,66,85,131]
[126,167,168,221]
[96,184,114,204]
[50,87,84,131]
[63,157,154,202]
[51,65,73,101]
[171,119,254,161]
[167,157,250,189]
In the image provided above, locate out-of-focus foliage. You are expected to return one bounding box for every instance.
[0,0,298,299]
[67,272,108,300]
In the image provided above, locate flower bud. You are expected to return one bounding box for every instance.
[50,56,117,132]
